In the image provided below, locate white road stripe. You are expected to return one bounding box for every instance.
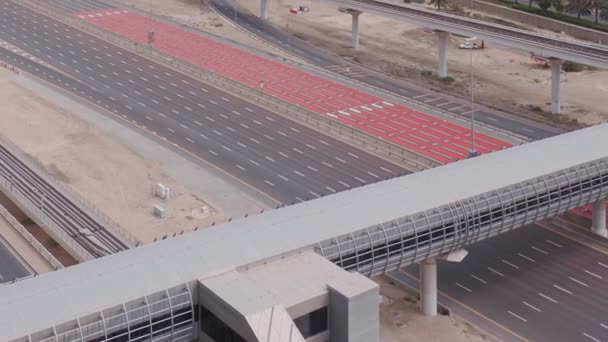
[319,139,329,146]
[294,170,306,177]
[600,323,608,329]
[531,246,549,255]
[368,171,380,179]
[209,150,218,156]
[501,259,520,269]
[471,274,487,284]
[569,277,589,287]
[354,176,367,184]
[194,120,203,126]
[583,333,601,342]
[539,292,558,303]
[186,137,194,143]
[508,311,527,323]
[249,159,259,166]
[347,152,359,159]
[522,301,541,312]
[307,165,318,172]
[455,282,472,293]
[265,116,275,122]
[279,152,289,158]
[279,175,289,181]
[322,161,333,168]
[199,133,208,140]
[339,181,350,188]
[167,127,175,133]
[518,253,536,263]
[380,166,393,174]
[309,191,321,198]
[599,261,608,269]
[236,165,246,171]
[553,284,572,295]
[584,269,602,279]
[237,142,247,148]
[245,107,253,112]
[335,157,347,163]
[546,240,563,248]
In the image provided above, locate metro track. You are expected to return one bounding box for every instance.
[0,144,129,258]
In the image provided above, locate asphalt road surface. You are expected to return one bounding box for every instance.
[210,0,563,141]
[393,224,608,342]
[0,1,407,205]
[0,239,31,283]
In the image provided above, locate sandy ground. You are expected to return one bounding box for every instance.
[0,68,224,244]
[234,0,608,125]
[376,277,495,342]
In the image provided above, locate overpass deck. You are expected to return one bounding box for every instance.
[328,0,608,68]
[2,123,608,340]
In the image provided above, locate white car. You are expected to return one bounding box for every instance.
[459,41,480,49]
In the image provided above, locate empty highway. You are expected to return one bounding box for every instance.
[392,224,608,342]
[0,0,405,205]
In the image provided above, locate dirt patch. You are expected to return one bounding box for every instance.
[377,276,495,342]
[0,68,224,244]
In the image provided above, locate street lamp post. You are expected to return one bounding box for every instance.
[466,37,479,158]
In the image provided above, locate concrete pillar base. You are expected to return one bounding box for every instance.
[420,259,437,316]
[260,0,268,19]
[436,31,450,78]
[550,58,563,114]
[351,12,361,49]
[592,199,607,238]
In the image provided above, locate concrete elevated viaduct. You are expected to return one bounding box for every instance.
[2,124,608,341]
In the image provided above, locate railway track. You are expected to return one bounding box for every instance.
[0,143,131,259]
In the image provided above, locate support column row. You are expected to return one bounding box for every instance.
[436,31,449,79]
[592,199,607,238]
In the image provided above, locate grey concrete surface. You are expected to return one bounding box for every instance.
[0,0,406,206]
[0,236,31,284]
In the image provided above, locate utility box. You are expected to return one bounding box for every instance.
[153,205,166,218]
[154,183,171,200]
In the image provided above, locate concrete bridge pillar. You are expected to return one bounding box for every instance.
[420,258,437,316]
[351,10,362,49]
[260,0,268,19]
[592,199,607,238]
[436,31,450,78]
[550,58,563,114]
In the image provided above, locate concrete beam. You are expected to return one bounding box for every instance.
[436,31,450,78]
[550,58,563,114]
[419,259,437,316]
[260,0,268,19]
[592,199,607,238]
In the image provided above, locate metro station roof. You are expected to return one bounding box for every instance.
[2,123,608,340]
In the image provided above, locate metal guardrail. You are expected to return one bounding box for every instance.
[15,0,438,172]
[0,135,140,249]
[0,202,63,270]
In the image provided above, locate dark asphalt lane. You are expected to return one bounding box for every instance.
[0,1,407,205]
[0,238,31,283]
[400,225,608,342]
[210,0,563,141]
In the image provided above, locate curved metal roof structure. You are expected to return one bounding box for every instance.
[2,123,608,341]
